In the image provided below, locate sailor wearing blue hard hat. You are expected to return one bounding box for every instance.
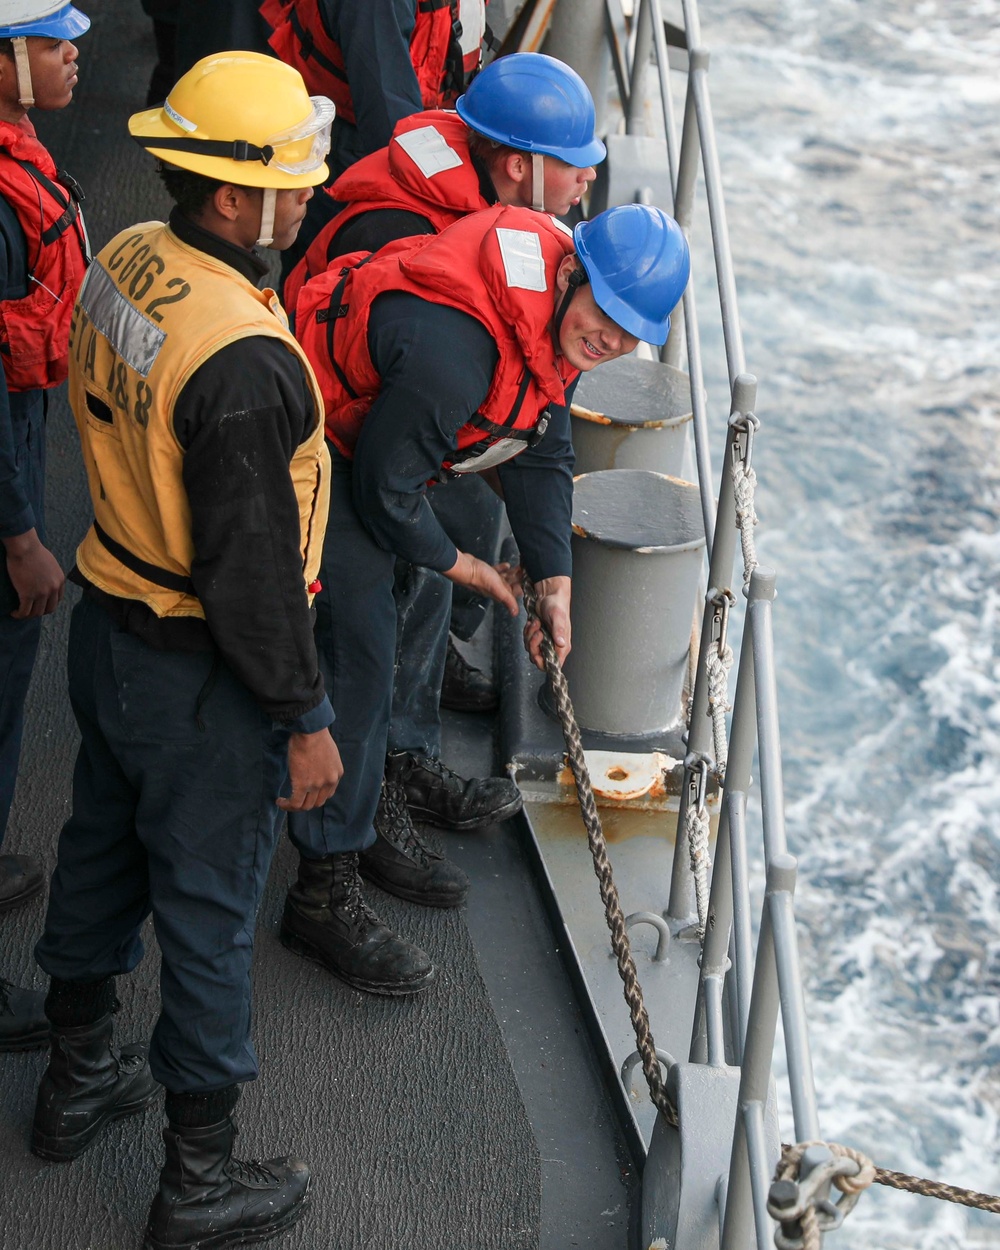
[285,199,689,997]
[457,51,606,214]
[0,0,90,1057]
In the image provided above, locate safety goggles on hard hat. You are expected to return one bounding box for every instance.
[263,96,335,175]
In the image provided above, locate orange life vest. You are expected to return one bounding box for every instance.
[284,110,489,313]
[261,0,484,126]
[296,204,578,475]
[0,118,88,393]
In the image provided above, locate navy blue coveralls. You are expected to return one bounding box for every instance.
[0,195,48,847]
[287,292,576,860]
[35,212,333,1094]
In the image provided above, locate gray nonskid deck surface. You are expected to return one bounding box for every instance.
[0,5,539,1246]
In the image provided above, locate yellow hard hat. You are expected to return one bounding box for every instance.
[128,51,333,189]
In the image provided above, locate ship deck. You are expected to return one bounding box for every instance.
[0,4,636,1247]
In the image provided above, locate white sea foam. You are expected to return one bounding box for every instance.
[697,1,1000,1244]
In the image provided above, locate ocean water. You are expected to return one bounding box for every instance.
[691,1,1000,1245]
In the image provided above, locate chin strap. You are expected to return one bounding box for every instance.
[552,265,588,345]
[12,37,33,108]
[531,151,546,212]
[256,186,276,248]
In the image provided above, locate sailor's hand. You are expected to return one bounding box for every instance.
[443,551,520,617]
[524,575,572,671]
[278,728,344,812]
[3,530,65,619]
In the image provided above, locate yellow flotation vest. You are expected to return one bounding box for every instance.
[69,221,330,619]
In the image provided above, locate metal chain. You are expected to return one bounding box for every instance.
[523,579,678,1127]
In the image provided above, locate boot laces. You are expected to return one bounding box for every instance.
[338,856,383,929]
[228,1157,281,1187]
[0,978,12,1015]
[409,754,465,795]
[378,778,435,865]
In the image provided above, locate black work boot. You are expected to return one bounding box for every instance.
[440,636,499,712]
[396,750,523,831]
[359,764,469,907]
[0,977,48,1052]
[144,1103,310,1250]
[32,985,159,1161]
[281,853,435,996]
[0,853,44,913]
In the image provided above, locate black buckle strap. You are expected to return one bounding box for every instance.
[466,368,535,439]
[93,519,196,597]
[8,156,80,249]
[289,5,348,82]
[313,254,375,403]
[132,135,276,165]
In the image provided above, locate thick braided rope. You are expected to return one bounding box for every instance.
[705,639,734,778]
[783,1136,1000,1215]
[732,458,759,588]
[683,799,711,939]
[874,1167,1000,1214]
[524,580,678,1126]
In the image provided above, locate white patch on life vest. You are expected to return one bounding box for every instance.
[496,228,547,293]
[78,262,166,378]
[457,0,486,56]
[450,437,528,474]
[549,215,574,238]
[394,126,464,179]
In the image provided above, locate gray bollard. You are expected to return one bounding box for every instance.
[563,470,706,736]
[571,355,693,478]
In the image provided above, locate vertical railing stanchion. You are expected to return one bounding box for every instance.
[669,375,756,921]
[625,0,653,134]
[720,859,782,1250]
[689,609,756,1062]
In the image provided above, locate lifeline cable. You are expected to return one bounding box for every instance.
[523,578,677,1126]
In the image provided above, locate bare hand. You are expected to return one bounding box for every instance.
[524,575,572,670]
[443,551,521,617]
[4,530,65,619]
[277,728,343,812]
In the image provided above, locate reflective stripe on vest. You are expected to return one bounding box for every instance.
[71,222,330,620]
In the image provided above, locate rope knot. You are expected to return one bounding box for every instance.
[769,1141,875,1250]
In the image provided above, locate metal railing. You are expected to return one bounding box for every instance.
[563,1,839,1244]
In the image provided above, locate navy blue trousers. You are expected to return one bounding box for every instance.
[0,390,46,845]
[387,474,505,757]
[35,596,291,1093]
[287,449,393,858]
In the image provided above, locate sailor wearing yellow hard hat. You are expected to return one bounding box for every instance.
[32,50,341,1250]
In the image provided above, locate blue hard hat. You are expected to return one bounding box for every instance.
[456,53,606,168]
[574,205,690,346]
[0,2,89,39]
